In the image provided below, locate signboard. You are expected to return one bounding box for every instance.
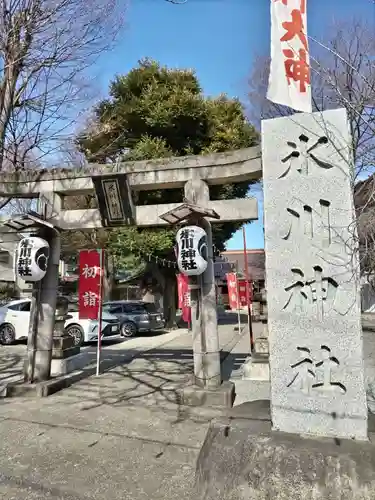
[92,174,135,227]
[78,249,103,320]
[226,273,239,310]
[16,237,50,282]
[176,225,208,276]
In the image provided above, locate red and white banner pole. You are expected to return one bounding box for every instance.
[78,249,103,375]
[242,227,254,354]
[96,249,104,377]
[235,267,241,334]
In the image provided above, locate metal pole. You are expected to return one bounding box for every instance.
[235,265,241,334]
[96,249,104,377]
[242,226,254,354]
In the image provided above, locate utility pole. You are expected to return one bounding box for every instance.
[242,226,254,354]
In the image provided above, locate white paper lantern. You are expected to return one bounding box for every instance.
[16,237,50,282]
[176,225,208,276]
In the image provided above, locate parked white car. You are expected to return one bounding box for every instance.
[0,299,120,347]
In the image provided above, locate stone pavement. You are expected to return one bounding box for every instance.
[0,316,244,385]
[0,328,188,386]
[0,317,245,500]
[1,318,375,499]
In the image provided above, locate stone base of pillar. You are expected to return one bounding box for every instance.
[50,335,87,376]
[52,336,80,359]
[178,381,235,409]
[254,337,269,356]
[196,407,375,500]
[23,343,91,378]
[50,351,92,377]
[241,355,270,381]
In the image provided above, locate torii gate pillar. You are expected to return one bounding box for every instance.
[178,179,235,407]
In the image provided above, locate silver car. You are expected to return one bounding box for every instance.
[103,301,164,338]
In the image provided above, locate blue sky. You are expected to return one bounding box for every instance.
[95,0,374,250]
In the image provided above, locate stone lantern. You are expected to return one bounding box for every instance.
[52,296,80,360]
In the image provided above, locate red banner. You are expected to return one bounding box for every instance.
[226,273,239,310]
[238,280,247,307]
[78,250,103,320]
[238,279,253,307]
[268,0,311,113]
[177,274,191,323]
[227,274,253,310]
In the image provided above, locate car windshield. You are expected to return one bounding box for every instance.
[68,303,79,312]
[3,302,15,308]
[69,303,110,315]
[2,299,19,308]
[142,303,157,313]
[102,302,158,313]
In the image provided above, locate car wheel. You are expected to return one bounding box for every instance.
[65,324,84,346]
[121,321,137,338]
[0,323,16,345]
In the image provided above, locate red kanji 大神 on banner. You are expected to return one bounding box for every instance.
[78,250,103,320]
[267,0,311,113]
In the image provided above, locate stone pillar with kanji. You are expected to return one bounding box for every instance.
[262,109,368,440]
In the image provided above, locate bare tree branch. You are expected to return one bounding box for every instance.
[0,0,125,170]
[0,0,124,210]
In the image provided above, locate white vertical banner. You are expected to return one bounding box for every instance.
[267,0,312,113]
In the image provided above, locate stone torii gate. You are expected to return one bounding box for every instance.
[0,146,262,404]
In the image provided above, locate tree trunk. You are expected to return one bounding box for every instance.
[102,253,115,301]
[163,272,177,329]
[142,261,177,329]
